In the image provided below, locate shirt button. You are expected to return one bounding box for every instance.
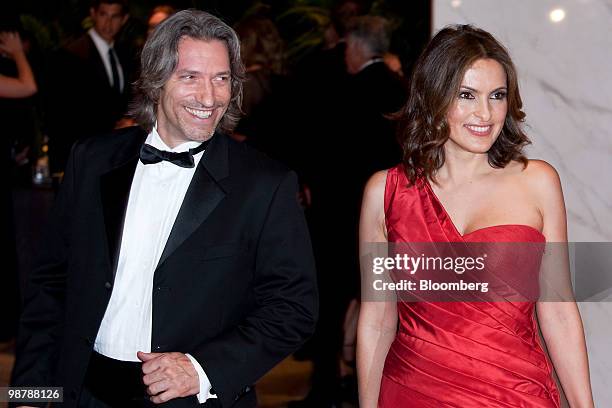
[104,281,112,290]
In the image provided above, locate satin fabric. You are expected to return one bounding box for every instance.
[379,165,560,407]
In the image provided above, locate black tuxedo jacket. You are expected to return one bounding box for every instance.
[64,33,131,131]
[46,33,132,172]
[349,61,407,177]
[11,127,318,407]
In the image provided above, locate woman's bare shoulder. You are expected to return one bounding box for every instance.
[521,159,561,188]
[365,170,389,193]
[518,159,564,209]
[361,170,389,232]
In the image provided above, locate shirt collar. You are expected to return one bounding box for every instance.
[357,57,384,73]
[88,27,114,52]
[147,124,205,153]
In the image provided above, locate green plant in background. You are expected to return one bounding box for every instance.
[277,3,330,64]
[271,0,428,73]
[229,0,335,68]
[19,15,56,51]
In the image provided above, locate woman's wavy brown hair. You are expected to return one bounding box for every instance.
[395,24,530,184]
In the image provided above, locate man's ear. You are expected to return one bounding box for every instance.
[89,7,96,19]
[121,14,129,26]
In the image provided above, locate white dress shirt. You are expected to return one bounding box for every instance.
[94,127,215,403]
[88,28,124,92]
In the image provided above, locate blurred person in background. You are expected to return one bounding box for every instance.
[301,14,408,406]
[234,16,284,127]
[147,4,176,38]
[383,51,403,76]
[344,15,407,176]
[232,16,293,161]
[289,3,377,408]
[0,29,37,348]
[45,0,132,174]
[113,4,177,130]
[0,32,36,98]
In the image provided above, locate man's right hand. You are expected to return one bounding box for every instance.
[138,351,200,404]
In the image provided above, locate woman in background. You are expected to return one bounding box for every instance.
[233,15,285,144]
[0,29,37,346]
[357,25,593,407]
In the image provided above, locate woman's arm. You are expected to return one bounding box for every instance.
[529,160,594,407]
[0,32,37,98]
[357,170,398,408]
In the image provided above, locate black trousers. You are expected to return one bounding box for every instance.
[78,385,156,408]
[79,352,152,408]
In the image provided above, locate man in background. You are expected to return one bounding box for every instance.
[290,14,407,408]
[344,15,407,177]
[46,0,132,173]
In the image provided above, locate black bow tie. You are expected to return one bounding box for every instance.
[139,139,210,168]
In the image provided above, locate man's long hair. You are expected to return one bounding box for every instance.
[130,9,245,133]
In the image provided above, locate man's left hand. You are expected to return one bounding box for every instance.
[138,351,200,404]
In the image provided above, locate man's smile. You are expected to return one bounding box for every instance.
[185,106,213,119]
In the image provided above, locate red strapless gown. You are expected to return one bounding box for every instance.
[379,165,560,407]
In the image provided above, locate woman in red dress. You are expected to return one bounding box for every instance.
[357,25,594,407]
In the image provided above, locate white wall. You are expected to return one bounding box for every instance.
[434,0,611,404]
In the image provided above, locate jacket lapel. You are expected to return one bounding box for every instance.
[157,133,230,268]
[100,127,146,279]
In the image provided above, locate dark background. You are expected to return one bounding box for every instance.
[1,0,431,76]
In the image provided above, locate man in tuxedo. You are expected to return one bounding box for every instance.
[47,0,132,173]
[12,10,318,408]
[344,15,407,179]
